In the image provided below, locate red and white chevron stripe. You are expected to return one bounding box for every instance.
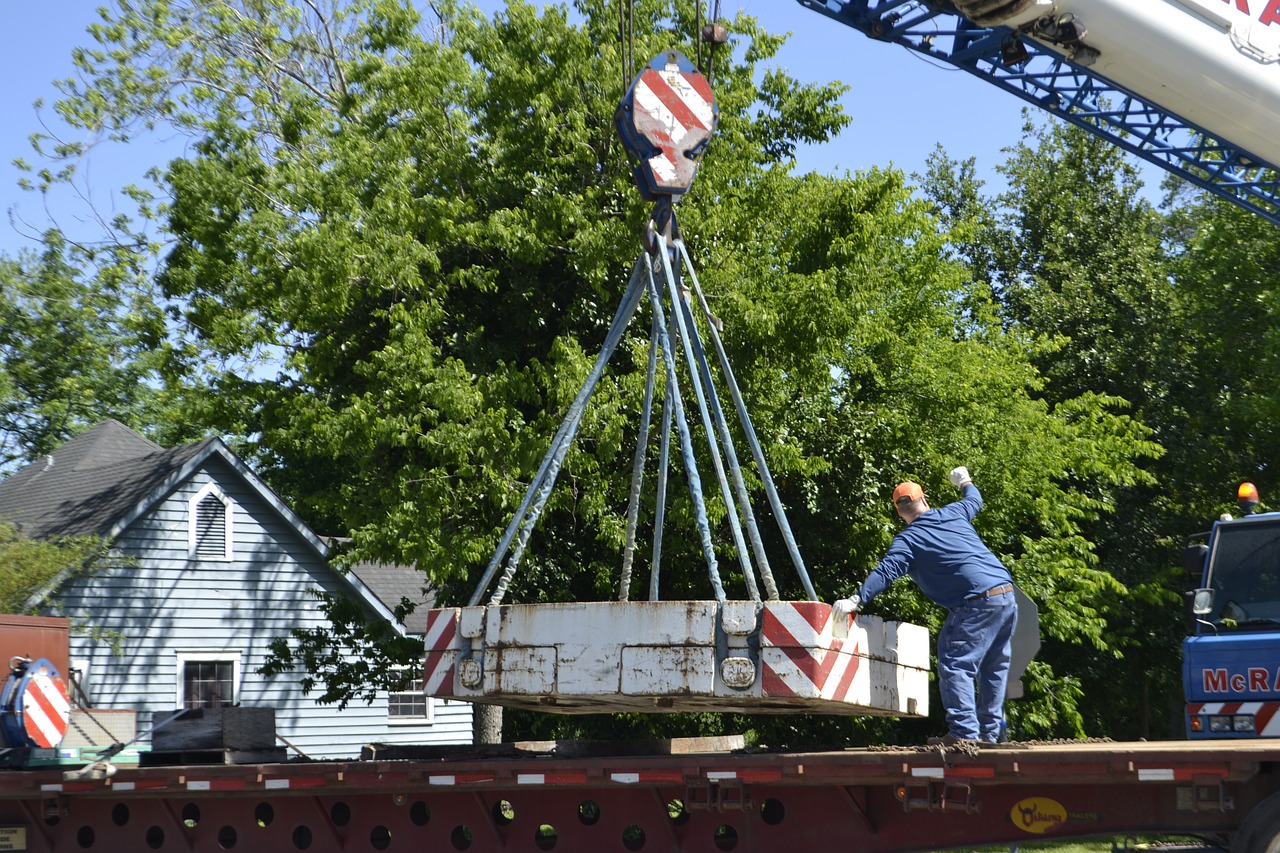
[23,671,70,748]
[1188,701,1280,735]
[423,608,460,696]
[416,601,926,715]
[632,66,715,190]
[759,602,862,701]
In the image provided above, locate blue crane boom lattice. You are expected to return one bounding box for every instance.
[796,0,1280,227]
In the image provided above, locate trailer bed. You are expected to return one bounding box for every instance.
[1,737,1277,852]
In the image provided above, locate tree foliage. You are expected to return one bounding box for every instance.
[0,522,110,614]
[1166,195,1280,502]
[0,231,173,470]
[9,0,1182,745]
[923,117,1236,739]
[260,588,426,708]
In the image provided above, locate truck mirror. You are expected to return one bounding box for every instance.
[1183,543,1208,578]
[1191,588,1215,616]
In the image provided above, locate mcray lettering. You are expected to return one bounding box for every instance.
[1226,0,1280,27]
[1203,667,1280,693]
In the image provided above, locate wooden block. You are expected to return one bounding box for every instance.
[139,747,287,767]
[514,735,747,757]
[359,736,747,762]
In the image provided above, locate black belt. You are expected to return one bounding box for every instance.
[966,583,1013,601]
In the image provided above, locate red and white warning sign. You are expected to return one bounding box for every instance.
[23,667,71,747]
[759,601,864,703]
[423,608,458,696]
[615,51,719,199]
[630,64,716,189]
[1,657,71,748]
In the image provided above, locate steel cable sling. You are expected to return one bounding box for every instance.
[469,50,818,608]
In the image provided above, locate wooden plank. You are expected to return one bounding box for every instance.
[139,746,288,767]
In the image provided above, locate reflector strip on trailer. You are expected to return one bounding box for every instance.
[1174,768,1228,781]
[516,772,589,785]
[186,779,246,791]
[40,783,96,794]
[610,771,685,784]
[261,776,326,789]
[111,781,171,792]
[428,774,494,786]
[1136,766,1229,781]
[946,766,997,779]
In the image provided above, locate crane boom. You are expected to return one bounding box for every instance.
[796,0,1280,226]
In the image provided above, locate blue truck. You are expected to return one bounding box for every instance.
[1183,483,1280,738]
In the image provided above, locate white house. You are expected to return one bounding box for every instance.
[0,420,471,758]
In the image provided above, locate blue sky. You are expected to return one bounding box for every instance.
[0,0,1039,258]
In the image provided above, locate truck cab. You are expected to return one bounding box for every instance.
[1183,483,1280,738]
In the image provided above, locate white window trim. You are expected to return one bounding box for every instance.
[188,482,234,561]
[175,650,242,708]
[387,665,435,725]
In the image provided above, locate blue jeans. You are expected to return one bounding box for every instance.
[938,591,1017,742]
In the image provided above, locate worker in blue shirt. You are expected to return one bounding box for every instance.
[835,467,1017,745]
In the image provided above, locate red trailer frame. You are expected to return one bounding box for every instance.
[1,739,1278,852]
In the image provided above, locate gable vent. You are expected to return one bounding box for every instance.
[189,484,233,560]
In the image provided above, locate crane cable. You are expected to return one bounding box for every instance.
[696,0,726,81]
[622,1,725,90]
[619,0,635,97]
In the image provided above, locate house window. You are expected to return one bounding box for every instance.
[176,652,241,709]
[388,666,434,724]
[189,483,234,560]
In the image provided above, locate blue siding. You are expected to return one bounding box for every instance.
[43,456,472,758]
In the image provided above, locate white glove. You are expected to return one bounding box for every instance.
[833,596,861,621]
[949,466,972,488]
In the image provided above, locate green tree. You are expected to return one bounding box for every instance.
[37,0,1164,744]
[0,231,173,470]
[707,161,1160,743]
[46,0,851,707]
[1165,196,1280,505]
[0,522,108,614]
[925,117,1192,739]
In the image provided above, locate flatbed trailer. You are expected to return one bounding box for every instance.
[3,738,1280,852]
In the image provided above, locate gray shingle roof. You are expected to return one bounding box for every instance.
[346,561,436,636]
[0,420,216,540]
